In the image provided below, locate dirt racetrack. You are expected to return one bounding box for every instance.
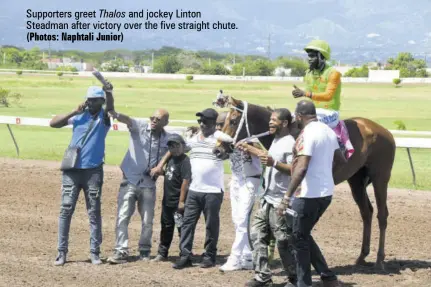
[0,157,430,287]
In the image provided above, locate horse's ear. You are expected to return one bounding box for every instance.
[230,96,242,107]
[266,106,274,112]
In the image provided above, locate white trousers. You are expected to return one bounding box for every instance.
[229,176,261,262]
[293,108,340,129]
[315,108,339,129]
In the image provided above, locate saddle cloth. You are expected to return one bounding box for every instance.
[333,120,355,159]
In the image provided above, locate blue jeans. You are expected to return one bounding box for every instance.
[57,165,104,254]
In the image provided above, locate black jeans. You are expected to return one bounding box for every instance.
[157,204,181,258]
[291,196,337,287]
[179,190,224,262]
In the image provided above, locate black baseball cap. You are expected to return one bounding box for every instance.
[196,108,218,120]
[167,133,186,145]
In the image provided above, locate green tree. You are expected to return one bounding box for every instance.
[153,55,182,73]
[344,65,369,77]
[201,62,230,75]
[275,57,308,76]
[231,59,275,76]
[385,52,427,77]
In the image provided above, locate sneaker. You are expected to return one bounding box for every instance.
[139,250,150,262]
[107,251,128,264]
[90,253,102,265]
[219,257,242,272]
[54,251,67,266]
[245,278,273,287]
[241,258,254,270]
[151,254,167,262]
[172,257,193,269]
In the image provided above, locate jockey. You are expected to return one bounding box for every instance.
[291,39,354,158]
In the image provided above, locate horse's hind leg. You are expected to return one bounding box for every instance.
[369,171,390,270]
[347,167,374,266]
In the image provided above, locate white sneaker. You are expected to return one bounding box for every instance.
[241,258,254,270]
[241,260,254,270]
[219,258,242,272]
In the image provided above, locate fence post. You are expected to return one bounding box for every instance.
[406,147,416,189]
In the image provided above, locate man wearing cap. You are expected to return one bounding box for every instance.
[153,108,225,269]
[277,100,346,287]
[50,82,114,266]
[151,133,191,262]
[106,108,170,264]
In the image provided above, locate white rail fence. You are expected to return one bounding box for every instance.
[1,69,431,83]
[1,116,431,187]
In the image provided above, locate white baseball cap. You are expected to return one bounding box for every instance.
[85,86,105,99]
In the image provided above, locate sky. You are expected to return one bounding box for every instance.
[1,0,430,62]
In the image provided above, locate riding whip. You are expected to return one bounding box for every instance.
[92,68,110,86]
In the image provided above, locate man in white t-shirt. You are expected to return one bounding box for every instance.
[238,108,297,287]
[277,100,346,287]
[154,108,226,270]
[216,112,264,272]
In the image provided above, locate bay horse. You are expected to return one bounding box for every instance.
[213,96,396,270]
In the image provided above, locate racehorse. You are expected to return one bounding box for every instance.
[213,96,396,270]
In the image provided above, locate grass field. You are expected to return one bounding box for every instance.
[0,74,430,190]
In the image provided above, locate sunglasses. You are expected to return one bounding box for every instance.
[168,142,182,148]
[197,119,210,125]
[150,116,162,123]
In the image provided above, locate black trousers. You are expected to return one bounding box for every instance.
[179,190,224,262]
[291,196,337,287]
[157,204,181,258]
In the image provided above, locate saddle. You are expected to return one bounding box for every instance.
[333,120,354,159]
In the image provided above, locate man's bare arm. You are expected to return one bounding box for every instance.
[109,110,133,127]
[49,103,85,128]
[150,151,172,177]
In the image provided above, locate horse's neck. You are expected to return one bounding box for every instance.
[247,104,273,150]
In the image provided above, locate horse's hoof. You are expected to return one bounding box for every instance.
[374,261,386,272]
[355,257,368,266]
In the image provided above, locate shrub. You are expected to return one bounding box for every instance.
[393,78,401,87]
[393,120,406,130]
[0,88,23,107]
[16,70,23,76]
[186,75,193,82]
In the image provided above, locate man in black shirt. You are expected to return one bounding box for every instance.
[152,134,192,261]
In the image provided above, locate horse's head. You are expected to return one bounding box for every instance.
[213,96,274,159]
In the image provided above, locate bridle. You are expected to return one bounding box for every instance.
[230,101,251,144]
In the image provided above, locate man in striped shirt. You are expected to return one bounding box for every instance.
[154,108,225,269]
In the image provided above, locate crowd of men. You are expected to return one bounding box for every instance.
[50,39,346,287]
